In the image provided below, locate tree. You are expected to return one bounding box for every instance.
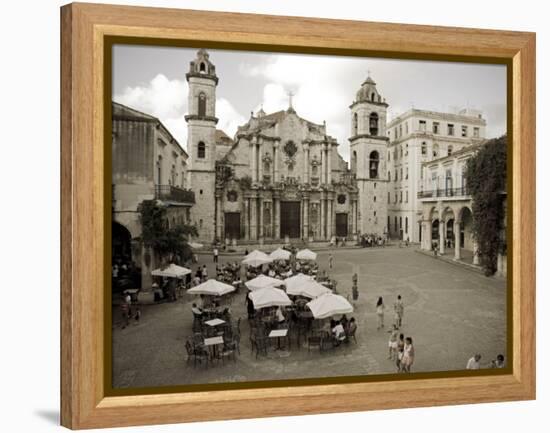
[465,135,507,276]
[138,200,198,266]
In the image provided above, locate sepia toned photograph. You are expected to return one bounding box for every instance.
[110,45,508,390]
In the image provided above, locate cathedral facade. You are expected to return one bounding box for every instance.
[186,49,387,244]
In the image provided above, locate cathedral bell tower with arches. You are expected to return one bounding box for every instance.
[349,73,389,236]
[185,49,218,241]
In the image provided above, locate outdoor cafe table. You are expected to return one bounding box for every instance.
[204,335,224,360]
[204,318,225,327]
[269,328,289,350]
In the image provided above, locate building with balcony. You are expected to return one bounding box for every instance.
[385,108,486,243]
[111,102,195,288]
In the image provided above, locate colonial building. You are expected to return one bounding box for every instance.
[112,102,195,288]
[385,108,486,243]
[186,49,361,244]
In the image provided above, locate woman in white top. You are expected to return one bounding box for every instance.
[376,296,385,330]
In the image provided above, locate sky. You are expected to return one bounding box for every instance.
[113,45,507,162]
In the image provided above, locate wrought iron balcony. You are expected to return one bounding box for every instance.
[155,185,195,204]
[417,187,470,199]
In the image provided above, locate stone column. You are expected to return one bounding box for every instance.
[257,138,263,183]
[321,146,326,185]
[250,195,257,240]
[320,197,326,240]
[243,198,250,240]
[273,197,280,239]
[303,198,309,240]
[273,141,280,183]
[258,198,264,242]
[327,144,332,185]
[439,217,445,255]
[215,193,223,241]
[250,138,257,183]
[454,220,461,260]
[303,142,310,184]
[421,220,429,250]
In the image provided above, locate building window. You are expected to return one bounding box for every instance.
[353,113,358,135]
[405,217,408,234]
[405,190,408,203]
[337,194,346,204]
[445,169,453,195]
[394,170,398,181]
[461,125,468,137]
[395,193,397,203]
[473,127,480,138]
[387,171,391,180]
[433,122,440,134]
[400,168,403,180]
[369,112,379,136]
[399,216,402,228]
[387,216,391,231]
[399,124,402,138]
[447,145,453,156]
[394,216,398,231]
[433,143,439,158]
[406,167,409,179]
[388,192,390,203]
[197,141,206,158]
[421,142,427,155]
[198,92,206,117]
[199,62,206,73]
[400,146,403,158]
[419,120,426,132]
[387,151,390,161]
[369,150,380,179]
[374,210,377,217]
[374,196,377,202]
[447,123,455,136]
[405,122,409,134]
[400,191,403,203]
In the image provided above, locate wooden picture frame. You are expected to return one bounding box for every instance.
[60,2,535,429]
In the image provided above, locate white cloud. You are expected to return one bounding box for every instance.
[244,54,368,161]
[113,74,247,148]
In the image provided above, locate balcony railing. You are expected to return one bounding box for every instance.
[417,187,469,199]
[155,185,195,204]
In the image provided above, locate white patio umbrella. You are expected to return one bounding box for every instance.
[306,293,353,319]
[288,279,331,299]
[242,249,273,267]
[269,247,291,261]
[296,248,317,261]
[245,274,283,291]
[187,279,235,296]
[248,287,292,310]
[188,241,204,249]
[283,273,313,293]
[151,263,192,278]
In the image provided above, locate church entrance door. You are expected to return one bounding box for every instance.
[336,213,348,237]
[280,201,301,239]
[224,212,241,240]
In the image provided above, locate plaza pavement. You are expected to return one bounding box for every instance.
[112,246,506,389]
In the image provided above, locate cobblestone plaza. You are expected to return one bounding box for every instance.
[112,247,506,389]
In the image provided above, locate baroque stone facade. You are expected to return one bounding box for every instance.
[186,49,393,244]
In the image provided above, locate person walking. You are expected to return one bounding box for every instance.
[213,247,219,263]
[388,324,399,360]
[328,253,334,270]
[402,337,415,373]
[394,295,404,328]
[376,296,385,330]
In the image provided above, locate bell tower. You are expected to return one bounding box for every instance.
[185,49,218,241]
[349,73,389,235]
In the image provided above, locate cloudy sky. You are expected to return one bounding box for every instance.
[113,45,506,161]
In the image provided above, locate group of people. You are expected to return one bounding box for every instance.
[360,234,386,248]
[120,291,141,329]
[215,261,242,285]
[330,315,357,346]
[466,353,506,370]
[375,295,405,330]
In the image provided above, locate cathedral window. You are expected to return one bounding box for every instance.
[337,194,346,204]
[369,150,380,179]
[199,62,206,73]
[156,155,162,184]
[197,141,206,159]
[198,92,207,117]
[371,92,376,101]
[369,112,379,136]
[353,113,358,135]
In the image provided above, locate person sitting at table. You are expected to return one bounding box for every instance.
[191,303,203,317]
[332,320,346,345]
[268,267,276,277]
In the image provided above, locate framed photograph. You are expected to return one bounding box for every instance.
[60,3,535,429]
